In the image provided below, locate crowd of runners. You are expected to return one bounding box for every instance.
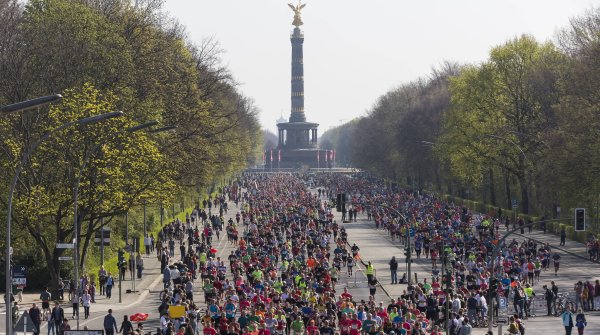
[314,173,598,335]
[22,171,599,335]
[148,172,600,335]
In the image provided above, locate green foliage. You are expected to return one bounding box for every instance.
[0,0,261,290]
[331,8,600,247]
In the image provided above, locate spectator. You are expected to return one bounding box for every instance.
[104,309,118,335]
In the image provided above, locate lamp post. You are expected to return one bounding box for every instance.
[4,109,121,335]
[2,94,63,335]
[0,94,62,114]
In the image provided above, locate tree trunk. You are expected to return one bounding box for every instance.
[489,168,497,206]
[434,166,441,192]
[80,213,94,271]
[519,174,530,214]
[504,169,512,210]
[26,222,60,296]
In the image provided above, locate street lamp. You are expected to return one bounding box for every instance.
[72,120,158,316]
[5,111,123,335]
[0,94,62,115]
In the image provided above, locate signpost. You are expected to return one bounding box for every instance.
[497,296,508,335]
[12,265,27,286]
[95,225,111,266]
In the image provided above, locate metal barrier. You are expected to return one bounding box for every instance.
[349,269,363,288]
[348,267,378,288]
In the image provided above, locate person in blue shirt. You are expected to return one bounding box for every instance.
[103,309,118,335]
[225,300,236,320]
[561,304,574,335]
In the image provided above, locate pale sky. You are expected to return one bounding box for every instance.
[163,0,596,133]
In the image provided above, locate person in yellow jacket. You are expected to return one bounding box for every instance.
[360,260,375,283]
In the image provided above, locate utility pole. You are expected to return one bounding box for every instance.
[100,218,104,266]
[143,201,147,238]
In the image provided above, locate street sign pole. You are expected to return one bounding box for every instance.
[118,263,122,303]
[100,218,104,266]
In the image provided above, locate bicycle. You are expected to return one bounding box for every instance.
[472,307,489,328]
[553,294,575,316]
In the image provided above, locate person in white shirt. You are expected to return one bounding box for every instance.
[477,294,488,320]
[81,290,91,319]
[452,295,462,314]
[170,266,180,282]
[160,314,169,333]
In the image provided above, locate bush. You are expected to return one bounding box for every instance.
[566,226,574,240]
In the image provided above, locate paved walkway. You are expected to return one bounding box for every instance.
[514,229,594,261]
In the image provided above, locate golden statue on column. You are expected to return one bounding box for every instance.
[288,1,306,27]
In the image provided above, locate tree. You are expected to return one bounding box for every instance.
[546,7,600,215]
[439,35,563,214]
[0,83,176,290]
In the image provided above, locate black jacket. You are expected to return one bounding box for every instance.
[50,307,64,323]
[389,259,398,270]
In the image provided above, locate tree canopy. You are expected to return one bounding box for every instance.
[0,0,261,289]
[329,7,600,221]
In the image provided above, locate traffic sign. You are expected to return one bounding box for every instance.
[12,278,26,285]
[409,228,415,237]
[56,243,74,249]
[511,199,518,209]
[13,265,27,278]
[58,256,73,261]
[12,265,27,286]
[499,296,507,309]
[94,227,111,246]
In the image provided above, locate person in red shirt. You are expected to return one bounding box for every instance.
[258,321,271,335]
[339,314,352,335]
[306,320,319,335]
[203,321,218,335]
[349,314,362,335]
[376,307,388,321]
[341,288,352,301]
[218,317,229,335]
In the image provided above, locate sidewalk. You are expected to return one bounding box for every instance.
[6,249,163,313]
[515,229,595,261]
